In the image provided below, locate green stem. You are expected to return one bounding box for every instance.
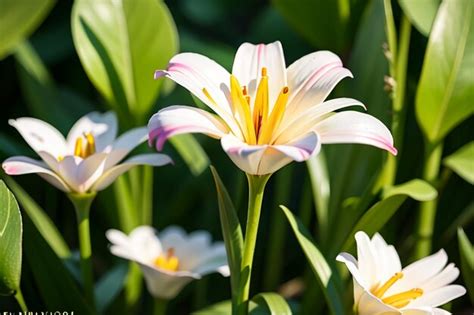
[383,0,398,75]
[153,297,168,315]
[69,192,97,310]
[14,288,28,313]
[237,174,271,315]
[415,142,443,258]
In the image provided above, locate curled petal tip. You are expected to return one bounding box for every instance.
[154,70,167,80]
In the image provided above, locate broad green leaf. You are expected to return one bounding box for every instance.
[170,135,210,176]
[281,206,344,315]
[210,166,243,313]
[193,300,264,315]
[415,0,474,143]
[340,179,437,253]
[252,292,292,315]
[0,0,55,59]
[444,142,474,184]
[271,0,351,53]
[95,263,128,313]
[398,0,440,36]
[23,217,93,313]
[457,228,474,304]
[71,0,178,124]
[0,180,22,296]
[2,176,70,258]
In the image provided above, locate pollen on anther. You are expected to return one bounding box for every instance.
[261,67,267,76]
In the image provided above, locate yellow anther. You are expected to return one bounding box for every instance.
[242,86,248,95]
[373,272,404,298]
[85,133,96,156]
[74,137,84,157]
[73,133,96,158]
[258,86,289,145]
[382,288,423,306]
[154,248,180,272]
[230,75,256,144]
[261,67,267,77]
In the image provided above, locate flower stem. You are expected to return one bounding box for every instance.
[153,297,168,315]
[14,288,28,313]
[69,192,97,310]
[415,142,443,258]
[237,174,271,315]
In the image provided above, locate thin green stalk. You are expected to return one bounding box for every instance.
[415,142,443,258]
[69,192,97,310]
[14,288,28,313]
[383,0,398,75]
[153,297,168,315]
[141,166,154,224]
[237,174,271,315]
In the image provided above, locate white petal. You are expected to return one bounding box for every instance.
[190,243,229,277]
[2,156,70,192]
[432,308,451,315]
[105,229,129,247]
[148,106,229,151]
[422,263,460,291]
[315,111,397,155]
[9,118,67,157]
[336,252,368,298]
[401,307,435,315]
[357,289,400,315]
[154,53,241,136]
[355,231,378,288]
[105,127,148,167]
[232,41,287,110]
[159,226,188,251]
[371,233,402,285]
[221,132,319,175]
[407,285,466,308]
[91,153,172,191]
[66,112,118,152]
[286,51,352,116]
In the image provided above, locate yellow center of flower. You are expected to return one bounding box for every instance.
[73,133,96,159]
[203,67,289,145]
[370,272,423,309]
[153,248,179,272]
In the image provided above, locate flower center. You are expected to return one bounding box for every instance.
[153,248,179,272]
[74,133,96,159]
[370,272,423,309]
[203,67,289,145]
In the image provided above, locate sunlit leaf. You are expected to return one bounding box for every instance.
[71,0,178,124]
[252,292,292,315]
[0,180,22,296]
[457,228,474,304]
[398,0,440,36]
[0,0,55,59]
[281,206,344,315]
[415,0,474,143]
[444,142,474,184]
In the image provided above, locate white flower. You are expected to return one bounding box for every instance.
[2,112,172,193]
[148,41,396,175]
[337,231,466,315]
[106,226,230,299]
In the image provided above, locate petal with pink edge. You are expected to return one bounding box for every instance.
[232,41,287,109]
[315,111,397,155]
[9,118,67,158]
[148,106,229,151]
[91,154,172,191]
[2,156,70,192]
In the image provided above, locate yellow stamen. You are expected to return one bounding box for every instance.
[154,248,180,272]
[253,67,269,138]
[258,86,289,144]
[73,133,96,158]
[74,137,84,157]
[261,67,267,76]
[382,288,423,306]
[85,133,96,156]
[372,272,403,298]
[230,75,256,144]
[202,88,217,106]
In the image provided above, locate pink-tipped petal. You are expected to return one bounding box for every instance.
[315,111,397,155]
[2,156,70,192]
[148,106,229,151]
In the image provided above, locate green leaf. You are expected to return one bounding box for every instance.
[0,0,55,59]
[444,141,474,184]
[458,228,474,304]
[2,176,71,258]
[415,0,474,143]
[193,299,284,315]
[281,206,344,315]
[95,263,128,313]
[398,0,440,36]
[271,0,352,52]
[0,180,22,296]
[252,292,292,315]
[210,166,243,313]
[71,0,178,123]
[23,217,92,313]
[340,179,437,253]
[170,135,210,176]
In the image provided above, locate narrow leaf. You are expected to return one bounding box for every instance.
[444,141,474,184]
[95,263,128,313]
[415,0,474,143]
[170,135,210,176]
[458,228,474,304]
[252,292,292,315]
[398,0,440,36]
[0,180,22,296]
[281,206,344,315]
